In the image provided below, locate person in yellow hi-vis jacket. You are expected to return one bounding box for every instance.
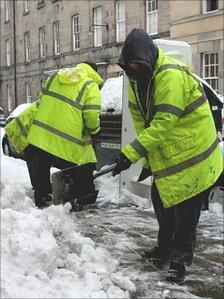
[26,62,103,208]
[4,101,39,188]
[112,29,223,283]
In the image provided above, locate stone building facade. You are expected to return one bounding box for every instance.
[170,0,224,95]
[0,0,170,113]
[0,0,223,114]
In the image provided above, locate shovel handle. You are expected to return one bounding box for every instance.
[93,163,117,179]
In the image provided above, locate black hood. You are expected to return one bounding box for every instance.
[118,28,158,79]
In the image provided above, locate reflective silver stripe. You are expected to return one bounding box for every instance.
[157,64,204,93]
[33,120,92,146]
[182,95,207,116]
[154,137,220,179]
[15,118,28,138]
[154,104,183,118]
[76,80,94,102]
[131,139,148,157]
[42,80,96,110]
[157,64,182,74]
[156,64,208,117]
[128,102,139,110]
[45,71,58,91]
[42,90,83,110]
[83,105,101,110]
[154,97,207,118]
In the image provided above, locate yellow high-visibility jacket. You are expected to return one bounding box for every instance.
[4,102,39,153]
[123,49,223,208]
[28,63,103,164]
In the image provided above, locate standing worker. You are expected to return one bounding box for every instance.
[27,62,103,208]
[112,29,223,283]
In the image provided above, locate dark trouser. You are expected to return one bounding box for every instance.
[24,145,76,206]
[24,145,38,189]
[151,182,211,266]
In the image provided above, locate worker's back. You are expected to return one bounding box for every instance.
[28,63,103,165]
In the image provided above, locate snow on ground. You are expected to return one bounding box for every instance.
[1,128,223,298]
[0,135,134,297]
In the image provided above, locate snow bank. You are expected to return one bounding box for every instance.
[1,154,133,298]
[100,76,123,113]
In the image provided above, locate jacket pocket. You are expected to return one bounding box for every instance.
[159,136,196,159]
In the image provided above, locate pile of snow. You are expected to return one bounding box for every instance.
[1,152,135,298]
[100,76,123,113]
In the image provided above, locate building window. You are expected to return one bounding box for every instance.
[53,21,60,55]
[203,52,219,93]
[5,0,10,22]
[93,7,102,47]
[39,26,47,58]
[116,1,125,42]
[202,0,219,13]
[6,39,11,66]
[24,31,31,62]
[146,0,158,35]
[72,14,80,51]
[6,84,12,111]
[23,0,30,14]
[37,0,46,9]
[25,82,32,103]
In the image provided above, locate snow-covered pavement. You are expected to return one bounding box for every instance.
[1,127,223,298]
[1,159,134,297]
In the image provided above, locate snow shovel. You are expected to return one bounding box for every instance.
[51,163,116,211]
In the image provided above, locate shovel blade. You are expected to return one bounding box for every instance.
[52,163,96,206]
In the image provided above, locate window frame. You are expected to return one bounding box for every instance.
[25,81,32,103]
[116,0,125,42]
[39,26,47,59]
[5,0,10,22]
[202,0,219,14]
[37,0,46,9]
[6,39,11,67]
[23,0,30,14]
[6,84,12,111]
[53,21,60,55]
[146,0,158,36]
[202,52,219,93]
[24,31,31,62]
[72,14,80,51]
[93,7,102,47]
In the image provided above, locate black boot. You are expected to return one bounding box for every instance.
[35,194,52,209]
[143,246,170,262]
[166,262,185,283]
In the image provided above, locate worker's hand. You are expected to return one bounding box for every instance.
[112,152,132,177]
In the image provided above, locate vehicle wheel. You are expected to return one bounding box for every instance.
[3,140,12,156]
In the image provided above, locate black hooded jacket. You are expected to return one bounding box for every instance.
[118,28,158,112]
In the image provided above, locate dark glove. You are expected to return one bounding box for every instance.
[112,152,132,177]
